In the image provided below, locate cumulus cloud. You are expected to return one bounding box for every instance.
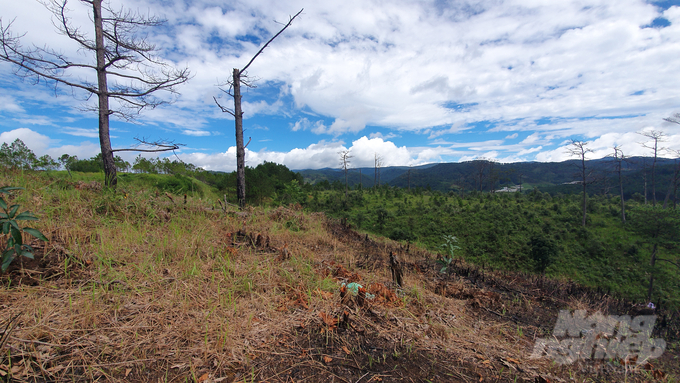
[177,136,442,171]
[62,127,99,138]
[0,128,100,159]
[1,0,680,163]
[535,129,680,162]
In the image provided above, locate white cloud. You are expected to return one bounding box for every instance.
[1,0,679,163]
[1,128,52,154]
[62,127,99,138]
[178,136,445,171]
[520,132,541,145]
[535,129,680,162]
[182,130,212,136]
[13,116,54,126]
[0,128,100,159]
[290,117,328,134]
[0,95,24,113]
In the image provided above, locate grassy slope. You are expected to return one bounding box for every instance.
[1,170,678,382]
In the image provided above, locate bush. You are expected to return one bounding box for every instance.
[529,234,557,272]
[1,186,48,272]
[155,174,201,196]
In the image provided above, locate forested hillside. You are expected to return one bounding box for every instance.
[298,157,680,201]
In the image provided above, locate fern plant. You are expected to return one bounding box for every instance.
[1,186,48,272]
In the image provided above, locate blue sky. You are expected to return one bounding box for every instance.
[1,0,680,171]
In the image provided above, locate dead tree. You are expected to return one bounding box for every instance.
[214,9,303,208]
[339,150,352,198]
[472,158,491,192]
[0,0,190,187]
[611,146,627,223]
[638,130,667,206]
[566,140,593,227]
[374,153,383,187]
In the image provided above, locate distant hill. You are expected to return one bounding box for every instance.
[296,157,679,199]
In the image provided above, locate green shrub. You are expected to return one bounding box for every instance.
[1,186,48,272]
[155,174,201,196]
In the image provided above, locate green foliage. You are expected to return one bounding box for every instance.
[311,187,680,308]
[0,139,37,170]
[34,154,59,171]
[0,186,48,272]
[529,234,558,272]
[155,174,201,196]
[438,235,460,273]
[0,139,58,171]
[276,180,306,205]
[628,205,680,249]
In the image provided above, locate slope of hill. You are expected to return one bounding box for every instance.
[1,169,678,382]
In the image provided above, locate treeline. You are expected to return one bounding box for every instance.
[193,162,306,205]
[0,139,59,171]
[0,139,306,204]
[0,139,131,173]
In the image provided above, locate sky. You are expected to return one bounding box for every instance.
[1,0,680,172]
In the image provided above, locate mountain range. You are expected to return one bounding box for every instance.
[296,156,679,199]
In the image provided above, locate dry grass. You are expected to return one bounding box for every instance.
[0,170,677,382]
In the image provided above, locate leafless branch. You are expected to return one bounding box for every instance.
[0,2,191,119]
[240,9,303,73]
[656,258,680,269]
[213,96,235,116]
[663,113,680,125]
[111,137,184,153]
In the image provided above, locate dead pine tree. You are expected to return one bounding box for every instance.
[339,150,352,198]
[638,130,667,206]
[610,146,628,223]
[472,158,491,192]
[0,0,190,187]
[566,140,593,227]
[214,9,303,208]
[374,153,383,187]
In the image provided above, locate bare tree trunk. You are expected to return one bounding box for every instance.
[652,145,657,206]
[619,164,626,223]
[344,167,348,198]
[233,68,246,208]
[567,141,591,227]
[93,0,116,187]
[614,147,626,223]
[581,154,587,227]
[647,243,657,302]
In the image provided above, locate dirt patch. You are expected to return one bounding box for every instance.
[1,238,88,287]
